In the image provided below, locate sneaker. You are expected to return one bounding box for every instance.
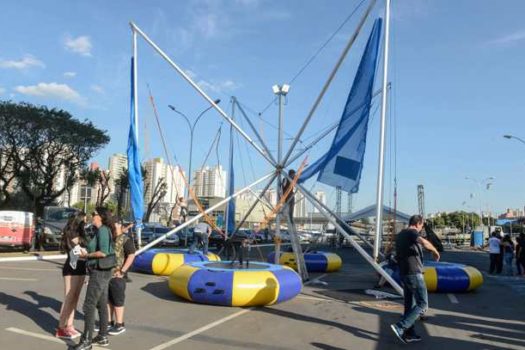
[92,334,109,347]
[72,339,92,350]
[67,326,82,339]
[404,334,422,343]
[55,327,73,340]
[390,324,407,344]
[108,323,126,336]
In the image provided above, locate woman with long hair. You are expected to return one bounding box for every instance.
[56,212,87,339]
[73,207,116,350]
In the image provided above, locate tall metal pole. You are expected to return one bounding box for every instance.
[187,127,194,198]
[274,89,284,264]
[281,0,377,167]
[132,27,142,249]
[130,22,276,168]
[373,0,391,261]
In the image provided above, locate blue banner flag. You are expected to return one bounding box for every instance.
[299,18,383,193]
[127,57,144,225]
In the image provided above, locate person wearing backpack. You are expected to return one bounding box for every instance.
[107,219,136,336]
[73,207,116,350]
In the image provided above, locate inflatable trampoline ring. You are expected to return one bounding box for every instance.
[133,248,219,275]
[169,261,302,307]
[267,251,342,273]
[388,261,483,293]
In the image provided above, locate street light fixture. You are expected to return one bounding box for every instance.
[503,134,525,146]
[168,99,221,198]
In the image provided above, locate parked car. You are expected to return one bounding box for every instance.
[42,206,79,245]
[139,224,180,247]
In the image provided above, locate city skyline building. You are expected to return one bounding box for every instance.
[193,165,227,198]
[143,157,186,207]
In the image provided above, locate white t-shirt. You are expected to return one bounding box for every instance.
[488,237,501,254]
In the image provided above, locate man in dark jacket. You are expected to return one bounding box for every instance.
[391,215,440,344]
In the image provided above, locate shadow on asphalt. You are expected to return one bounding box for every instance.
[140,281,178,302]
[353,301,525,350]
[0,291,58,334]
[260,307,377,342]
[311,342,347,350]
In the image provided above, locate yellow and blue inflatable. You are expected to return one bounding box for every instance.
[133,248,220,276]
[169,261,302,307]
[267,251,342,273]
[388,261,483,293]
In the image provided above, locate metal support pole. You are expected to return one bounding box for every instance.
[233,173,278,235]
[291,175,403,295]
[274,90,284,264]
[281,0,377,167]
[233,97,277,165]
[285,86,385,168]
[136,172,273,255]
[373,0,391,261]
[132,27,143,249]
[129,22,276,168]
[295,182,381,255]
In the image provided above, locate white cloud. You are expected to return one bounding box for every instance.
[90,84,105,94]
[197,78,240,93]
[0,55,45,69]
[195,13,219,38]
[489,30,525,45]
[63,71,77,78]
[0,87,6,95]
[14,82,85,105]
[64,35,93,56]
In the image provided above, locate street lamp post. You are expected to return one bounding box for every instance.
[168,99,221,198]
[465,176,494,229]
[503,134,525,146]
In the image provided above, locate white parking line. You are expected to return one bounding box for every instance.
[148,309,251,350]
[0,277,38,281]
[0,266,58,272]
[447,293,459,304]
[5,327,110,350]
[0,254,66,263]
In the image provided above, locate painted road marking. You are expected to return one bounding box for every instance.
[5,327,110,350]
[0,277,38,281]
[0,254,66,263]
[148,309,251,350]
[447,293,459,304]
[0,266,58,272]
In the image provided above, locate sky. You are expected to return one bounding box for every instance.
[1,0,525,217]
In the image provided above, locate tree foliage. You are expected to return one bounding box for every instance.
[144,177,167,222]
[428,211,480,231]
[0,101,109,215]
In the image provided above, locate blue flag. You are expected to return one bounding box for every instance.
[299,18,382,193]
[226,122,235,234]
[127,57,144,225]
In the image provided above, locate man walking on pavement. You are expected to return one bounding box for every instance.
[391,214,440,344]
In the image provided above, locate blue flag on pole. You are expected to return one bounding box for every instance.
[127,57,144,225]
[299,18,382,193]
[226,122,235,234]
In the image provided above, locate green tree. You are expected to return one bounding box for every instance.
[0,101,109,216]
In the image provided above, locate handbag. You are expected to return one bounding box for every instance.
[96,227,117,270]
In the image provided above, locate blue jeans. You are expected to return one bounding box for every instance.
[504,253,514,275]
[397,273,428,332]
[189,231,208,255]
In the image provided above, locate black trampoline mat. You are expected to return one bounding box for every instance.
[205,262,269,270]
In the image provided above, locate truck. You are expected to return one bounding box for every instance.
[0,210,34,250]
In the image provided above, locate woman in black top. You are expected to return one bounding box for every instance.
[56,212,87,340]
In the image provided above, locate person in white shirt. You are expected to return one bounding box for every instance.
[488,232,501,274]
